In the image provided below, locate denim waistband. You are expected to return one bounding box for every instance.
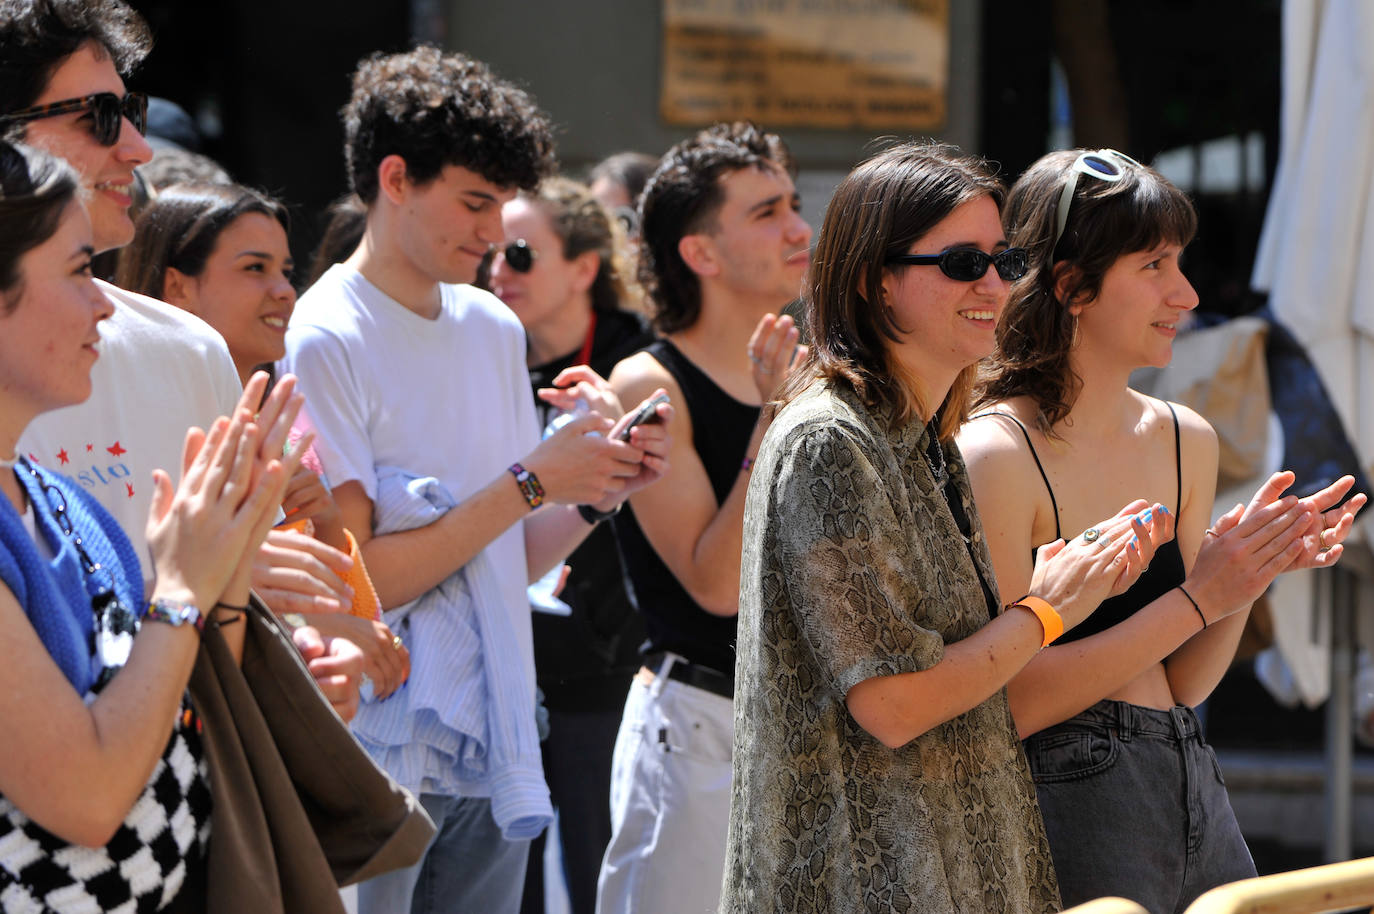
[1046,698,1203,743]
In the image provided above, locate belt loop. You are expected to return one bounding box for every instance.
[1114,701,1132,743]
[1169,706,1191,741]
[650,653,678,698]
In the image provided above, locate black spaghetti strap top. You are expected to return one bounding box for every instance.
[611,340,760,675]
[975,404,1187,645]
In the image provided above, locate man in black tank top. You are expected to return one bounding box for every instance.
[596,123,813,914]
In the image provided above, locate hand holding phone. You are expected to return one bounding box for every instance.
[616,392,670,441]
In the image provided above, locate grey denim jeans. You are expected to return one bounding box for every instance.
[1025,699,1256,914]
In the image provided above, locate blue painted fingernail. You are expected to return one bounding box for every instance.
[1130,535,1139,549]
[1138,510,1152,523]
[1160,505,1171,515]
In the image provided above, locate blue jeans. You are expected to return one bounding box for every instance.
[1026,700,1256,914]
[356,794,530,914]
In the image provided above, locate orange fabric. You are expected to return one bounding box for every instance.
[276,519,381,621]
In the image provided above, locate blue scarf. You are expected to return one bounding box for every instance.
[0,458,144,694]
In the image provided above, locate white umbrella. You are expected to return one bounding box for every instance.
[1250,0,1374,862]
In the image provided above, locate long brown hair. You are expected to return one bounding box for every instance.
[780,142,1003,440]
[974,150,1197,434]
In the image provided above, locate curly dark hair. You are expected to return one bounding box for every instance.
[342,45,556,205]
[973,149,1197,435]
[777,142,1003,438]
[638,121,795,334]
[0,140,80,312]
[0,0,151,116]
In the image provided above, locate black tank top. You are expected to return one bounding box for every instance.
[611,340,760,675]
[977,404,1187,645]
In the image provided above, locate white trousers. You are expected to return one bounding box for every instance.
[595,664,734,914]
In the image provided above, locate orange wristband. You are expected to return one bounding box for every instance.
[1009,595,1064,648]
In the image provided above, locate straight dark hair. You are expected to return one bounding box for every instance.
[0,139,80,311]
[974,149,1198,434]
[116,182,290,301]
[780,142,1003,439]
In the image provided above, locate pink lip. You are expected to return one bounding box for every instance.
[785,250,810,266]
[1152,323,1178,338]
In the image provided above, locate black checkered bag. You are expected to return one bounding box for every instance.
[0,593,211,912]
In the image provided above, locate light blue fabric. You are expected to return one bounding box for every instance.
[350,466,552,841]
[0,459,143,693]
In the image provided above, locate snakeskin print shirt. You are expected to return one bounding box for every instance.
[721,379,1060,914]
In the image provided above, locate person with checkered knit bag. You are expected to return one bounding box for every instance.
[0,140,305,913]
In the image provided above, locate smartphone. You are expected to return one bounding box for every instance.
[616,392,670,441]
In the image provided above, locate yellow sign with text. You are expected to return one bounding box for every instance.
[660,0,948,130]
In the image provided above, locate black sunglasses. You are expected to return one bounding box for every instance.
[886,246,1029,282]
[502,239,537,273]
[0,91,148,146]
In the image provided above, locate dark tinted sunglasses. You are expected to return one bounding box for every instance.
[502,239,537,273]
[0,91,148,146]
[886,246,1029,282]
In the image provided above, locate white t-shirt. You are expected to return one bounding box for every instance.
[19,280,243,584]
[284,264,540,685]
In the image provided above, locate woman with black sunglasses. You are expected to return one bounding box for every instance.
[0,140,300,912]
[719,143,1179,913]
[959,148,1366,911]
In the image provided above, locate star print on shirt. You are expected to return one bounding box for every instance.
[56,448,69,466]
[126,482,135,498]
[86,444,93,452]
[107,441,127,457]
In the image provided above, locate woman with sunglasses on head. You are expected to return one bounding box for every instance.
[487,177,651,914]
[958,148,1366,912]
[117,183,411,703]
[720,143,1179,913]
[0,141,300,911]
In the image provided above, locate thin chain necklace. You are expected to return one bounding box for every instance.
[922,419,949,491]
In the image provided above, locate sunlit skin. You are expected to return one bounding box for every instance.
[879,194,1012,406]
[1072,242,1199,381]
[18,42,152,254]
[490,197,599,366]
[695,165,812,311]
[162,212,296,385]
[0,202,112,449]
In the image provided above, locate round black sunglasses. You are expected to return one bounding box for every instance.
[502,239,537,273]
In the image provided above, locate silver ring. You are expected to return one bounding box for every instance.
[1081,527,1102,544]
[747,352,762,365]
[1204,528,1219,538]
[392,635,404,651]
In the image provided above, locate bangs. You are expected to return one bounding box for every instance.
[1060,168,1197,262]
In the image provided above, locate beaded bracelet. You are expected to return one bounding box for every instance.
[508,462,545,510]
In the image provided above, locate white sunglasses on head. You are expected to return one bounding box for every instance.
[1052,148,1142,255]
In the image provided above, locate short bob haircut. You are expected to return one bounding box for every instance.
[519,176,635,315]
[638,121,794,335]
[115,181,290,302]
[780,142,1003,440]
[0,0,151,116]
[974,149,1197,434]
[342,46,555,206]
[0,139,81,312]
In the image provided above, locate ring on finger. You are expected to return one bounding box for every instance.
[1081,527,1102,544]
[1318,528,1332,553]
[392,635,404,651]
[1204,527,1219,538]
[747,351,762,365]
